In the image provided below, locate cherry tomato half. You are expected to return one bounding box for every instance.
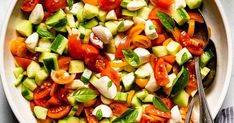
[58,57,71,71]
[68,34,84,60]
[145,105,171,119]
[21,0,39,12]
[51,70,76,84]
[110,102,128,116]
[14,57,32,69]
[98,0,122,11]
[85,55,109,73]
[81,44,99,57]
[154,58,169,86]
[44,0,67,12]
[47,105,72,119]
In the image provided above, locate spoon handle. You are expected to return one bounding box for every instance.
[185,96,196,123]
[195,57,214,123]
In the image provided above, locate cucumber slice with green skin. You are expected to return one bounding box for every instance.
[45,9,66,27]
[84,18,99,29]
[34,106,48,120]
[83,4,99,19]
[21,85,34,101]
[27,61,41,78]
[173,90,189,107]
[142,94,154,103]
[122,9,137,17]
[23,78,37,91]
[41,53,59,73]
[131,95,142,107]
[120,0,132,8]
[78,25,86,40]
[81,68,92,83]
[105,21,119,35]
[114,92,128,102]
[68,105,78,116]
[201,67,210,79]
[166,40,181,55]
[185,0,202,9]
[13,67,24,78]
[39,52,58,63]
[135,68,150,78]
[175,48,193,65]
[67,116,80,123]
[37,38,52,51]
[136,89,148,100]
[35,68,49,86]
[172,8,190,26]
[16,20,32,37]
[14,74,25,87]
[35,47,51,52]
[200,49,214,68]
[66,14,76,28]
[152,46,168,57]
[98,10,107,22]
[137,7,152,20]
[69,60,85,74]
[83,29,92,44]
[122,72,135,91]
[37,23,55,39]
[50,34,68,55]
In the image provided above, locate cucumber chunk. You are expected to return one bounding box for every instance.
[142,94,154,103]
[45,9,66,27]
[69,60,85,74]
[40,52,59,73]
[21,85,33,101]
[114,92,128,102]
[83,4,99,19]
[121,0,132,8]
[34,106,48,120]
[67,116,80,123]
[50,34,68,55]
[68,105,78,116]
[173,90,189,107]
[172,8,190,26]
[175,48,193,65]
[13,67,24,78]
[166,40,181,55]
[131,94,142,107]
[66,14,76,28]
[14,74,24,87]
[105,21,119,35]
[152,46,168,57]
[201,67,210,79]
[35,38,52,53]
[122,72,135,91]
[35,68,49,86]
[136,89,148,100]
[97,10,107,22]
[122,9,137,17]
[36,23,55,39]
[137,7,151,20]
[27,61,41,78]
[135,68,150,78]
[23,78,37,91]
[186,0,202,9]
[84,18,99,29]
[16,20,32,37]
[200,49,214,68]
[81,68,92,83]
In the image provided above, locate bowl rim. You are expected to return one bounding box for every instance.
[0,0,232,122]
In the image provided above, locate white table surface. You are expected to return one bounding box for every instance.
[0,0,233,122]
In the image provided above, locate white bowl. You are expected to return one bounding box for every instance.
[0,0,232,122]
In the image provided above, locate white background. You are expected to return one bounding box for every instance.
[0,0,233,122]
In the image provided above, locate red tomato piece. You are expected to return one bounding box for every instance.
[48,96,62,106]
[81,44,99,57]
[98,0,122,11]
[115,38,131,59]
[151,34,167,46]
[44,0,67,12]
[75,103,84,116]
[68,34,84,60]
[101,67,121,90]
[84,108,99,123]
[145,105,171,119]
[161,55,176,65]
[85,55,109,73]
[14,57,32,69]
[110,102,128,116]
[21,0,39,12]
[154,58,169,86]
[47,105,72,119]
[58,57,71,71]
[51,70,76,84]
[151,0,174,9]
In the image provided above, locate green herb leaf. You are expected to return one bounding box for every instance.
[181,52,188,64]
[156,10,175,31]
[149,25,156,30]
[112,108,136,123]
[67,0,74,10]
[125,110,139,122]
[72,88,97,102]
[96,109,103,120]
[152,96,170,112]
[107,81,112,89]
[170,66,189,96]
[122,49,140,67]
[118,21,125,31]
[37,24,55,39]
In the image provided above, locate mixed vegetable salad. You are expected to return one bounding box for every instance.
[10,0,215,122]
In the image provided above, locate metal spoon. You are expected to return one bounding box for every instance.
[184,10,216,123]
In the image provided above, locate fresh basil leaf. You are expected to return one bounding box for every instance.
[170,66,189,96]
[96,109,103,120]
[67,0,74,10]
[72,88,97,102]
[112,108,135,123]
[125,110,139,122]
[181,52,188,64]
[122,49,140,67]
[37,28,55,39]
[156,10,175,31]
[107,81,112,89]
[153,96,170,112]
